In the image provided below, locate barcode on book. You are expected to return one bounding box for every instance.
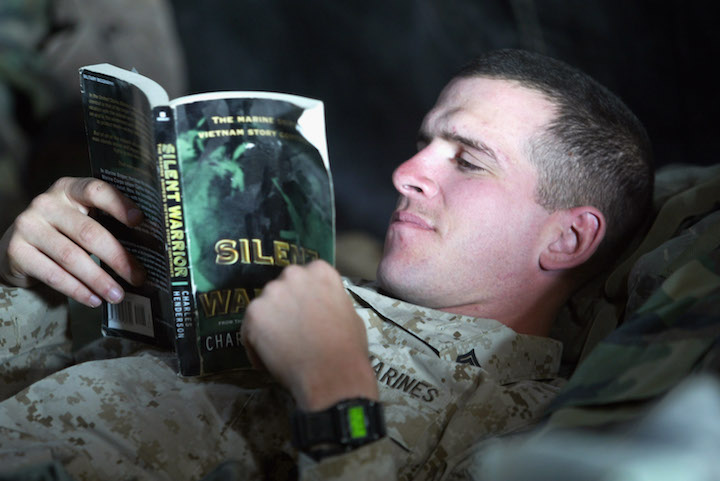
[107,292,154,338]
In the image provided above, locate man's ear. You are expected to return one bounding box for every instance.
[539,206,606,271]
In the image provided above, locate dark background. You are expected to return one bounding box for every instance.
[169,0,716,241]
[15,1,714,244]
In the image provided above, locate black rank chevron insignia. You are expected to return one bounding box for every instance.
[456,349,481,367]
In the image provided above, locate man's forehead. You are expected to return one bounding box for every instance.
[440,77,554,124]
[422,77,556,146]
[438,75,552,106]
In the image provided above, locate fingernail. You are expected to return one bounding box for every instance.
[128,208,143,225]
[89,295,102,308]
[108,287,123,303]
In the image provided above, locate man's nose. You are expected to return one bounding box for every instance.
[392,148,440,199]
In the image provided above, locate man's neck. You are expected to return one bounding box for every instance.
[438,280,571,337]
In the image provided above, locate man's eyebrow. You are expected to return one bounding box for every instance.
[435,130,502,167]
[416,129,502,166]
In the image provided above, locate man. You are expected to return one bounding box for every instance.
[0,49,652,480]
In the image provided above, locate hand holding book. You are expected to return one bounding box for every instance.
[241,261,379,411]
[0,177,146,307]
[77,64,335,375]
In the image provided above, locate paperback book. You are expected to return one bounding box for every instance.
[79,64,334,376]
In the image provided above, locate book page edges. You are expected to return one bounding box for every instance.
[170,91,330,171]
[79,63,170,108]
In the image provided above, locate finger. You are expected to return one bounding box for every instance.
[243,337,268,372]
[12,208,127,300]
[240,311,268,372]
[57,177,144,227]
[48,208,145,287]
[21,220,127,304]
[0,225,32,287]
[7,241,105,307]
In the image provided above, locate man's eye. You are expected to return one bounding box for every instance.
[455,156,485,172]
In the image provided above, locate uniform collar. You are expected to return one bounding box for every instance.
[345,280,562,384]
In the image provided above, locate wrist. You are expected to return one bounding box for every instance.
[291,397,386,461]
[295,356,378,411]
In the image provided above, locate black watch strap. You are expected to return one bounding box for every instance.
[291,398,386,460]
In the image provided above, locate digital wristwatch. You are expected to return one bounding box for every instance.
[291,398,386,461]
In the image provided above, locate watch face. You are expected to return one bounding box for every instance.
[347,405,369,440]
[292,398,386,457]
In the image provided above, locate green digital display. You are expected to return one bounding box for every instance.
[347,406,368,439]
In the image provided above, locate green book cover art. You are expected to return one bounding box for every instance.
[173,95,333,373]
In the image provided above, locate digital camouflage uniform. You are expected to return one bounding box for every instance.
[1,3,561,478]
[0,279,563,480]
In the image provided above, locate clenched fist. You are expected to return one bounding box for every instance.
[241,261,378,410]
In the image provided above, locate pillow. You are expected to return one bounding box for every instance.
[551,163,720,372]
[545,162,720,429]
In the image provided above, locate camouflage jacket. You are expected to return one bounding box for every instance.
[539,163,720,431]
[462,166,720,480]
[0,280,563,481]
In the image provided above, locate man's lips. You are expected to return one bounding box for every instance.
[391,211,435,230]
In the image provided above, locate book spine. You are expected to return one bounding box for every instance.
[79,68,173,349]
[154,106,201,375]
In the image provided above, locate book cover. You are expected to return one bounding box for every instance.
[79,64,334,375]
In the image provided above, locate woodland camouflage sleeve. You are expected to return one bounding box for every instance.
[543,213,720,430]
[466,169,720,480]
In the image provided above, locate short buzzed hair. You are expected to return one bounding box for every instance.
[455,49,654,261]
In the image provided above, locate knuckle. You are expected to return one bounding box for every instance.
[5,236,26,261]
[51,176,72,191]
[13,211,35,234]
[44,268,63,287]
[247,293,272,317]
[309,259,329,274]
[310,259,337,283]
[83,178,108,200]
[53,177,114,209]
[71,283,90,303]
[28,192,54,212]
[281,264,303,279]
[90,270,111,293]
[77,219,102,245]
[105,246,130,271]
[262,277,285,297]
[57,244,79,266]
[5,245,31,281]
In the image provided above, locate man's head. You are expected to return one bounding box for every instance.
[454,49,654,261]
[376,49,653,335]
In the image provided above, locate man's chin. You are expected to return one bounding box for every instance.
[375,260,392,290]
[376,262,433,307]
[375,260,404,298]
